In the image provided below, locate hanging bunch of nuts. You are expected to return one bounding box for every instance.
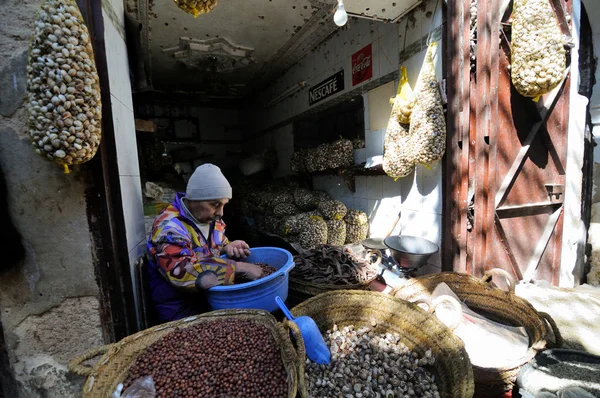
[305,324,439,398]
[123,319,288,398]
[326,219,346,246]
[409,43,446,166]
[27,0,102,171]
[172,0,218,18]
[384,66,416,179]
[383,115,414,179]
[511,0,566,98]
[318,199,347,221]
[298,216,328,250]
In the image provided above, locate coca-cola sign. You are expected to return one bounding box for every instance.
[352,44,373,86]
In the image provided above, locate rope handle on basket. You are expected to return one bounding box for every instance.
[283,320,309,398]
[539,311,564,348]
[413,295,463,331]
[482,268,517,294]
[67,344,112,377]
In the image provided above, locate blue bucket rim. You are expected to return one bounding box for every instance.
[208,247,294,292]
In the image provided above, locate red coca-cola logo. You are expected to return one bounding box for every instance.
[352,44,373,86]
[353,54,372,74]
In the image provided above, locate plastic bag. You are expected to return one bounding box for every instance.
[390,66,416,124]
[432,282,529,368]
[112,376,156,398]
[144,182,164,201]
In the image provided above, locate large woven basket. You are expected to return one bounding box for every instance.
[68,309,300,398]
[290,290,475,398]
[389,268,562,397]
[287,276,374,308]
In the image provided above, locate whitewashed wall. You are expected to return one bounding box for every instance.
[102,0,145,325]
[581,0,600,285]
[250,0,445,273]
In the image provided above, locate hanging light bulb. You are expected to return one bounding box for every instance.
[334,0,348,26]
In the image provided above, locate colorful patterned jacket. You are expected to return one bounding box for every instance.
[147,193,236,322]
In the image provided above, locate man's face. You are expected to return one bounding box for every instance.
[186,198,229,223]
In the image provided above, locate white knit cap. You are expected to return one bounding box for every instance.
[186,164,232,201]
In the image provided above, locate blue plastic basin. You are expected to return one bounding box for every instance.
[206,247,295,312]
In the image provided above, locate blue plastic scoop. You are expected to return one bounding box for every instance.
[275,296,331,365]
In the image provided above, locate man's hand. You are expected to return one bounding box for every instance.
[235,262,263,281]
[225,240,251,259]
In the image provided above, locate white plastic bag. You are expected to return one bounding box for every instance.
[112,376,156,398]
[431,282,529,368]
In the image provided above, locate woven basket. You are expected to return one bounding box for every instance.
[287,276,374,308]
[289,290,475,398]
[68,309,300,398]
[389,268,562,397]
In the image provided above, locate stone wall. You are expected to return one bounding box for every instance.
[0,1,104,396]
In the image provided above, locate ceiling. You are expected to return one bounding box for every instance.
[130,0,421,98]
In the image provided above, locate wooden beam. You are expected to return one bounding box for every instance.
[494,214,524,280]
[522,207,563,281]
[496,201,563,218]
[494,71,570,208]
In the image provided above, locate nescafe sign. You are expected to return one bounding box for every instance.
[309,70,345,106]
[352,44,373,86]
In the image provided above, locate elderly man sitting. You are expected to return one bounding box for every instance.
[147,164,263,323]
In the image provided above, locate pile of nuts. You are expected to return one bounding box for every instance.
[511,0,566,98]
[294,188,318,211]
[291,150,307,173]
[273,202,299,217]
[123,319,288,398]
[235,263,277,284]
[27,0,102,167]
[305,324,440,398]
[328,139,355,169]
[236,181,370,249]
[344,210,369,244]
[318,200,348,221]
[326,219,347,246]
[298,216,328,250]
[292,139,355,173]
[173,0,218,17]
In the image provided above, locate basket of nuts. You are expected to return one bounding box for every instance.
[390,268,563,397]
[290,290,475,398]
[68,309,301,398]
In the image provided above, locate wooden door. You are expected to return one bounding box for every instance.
[443,0,572,284]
